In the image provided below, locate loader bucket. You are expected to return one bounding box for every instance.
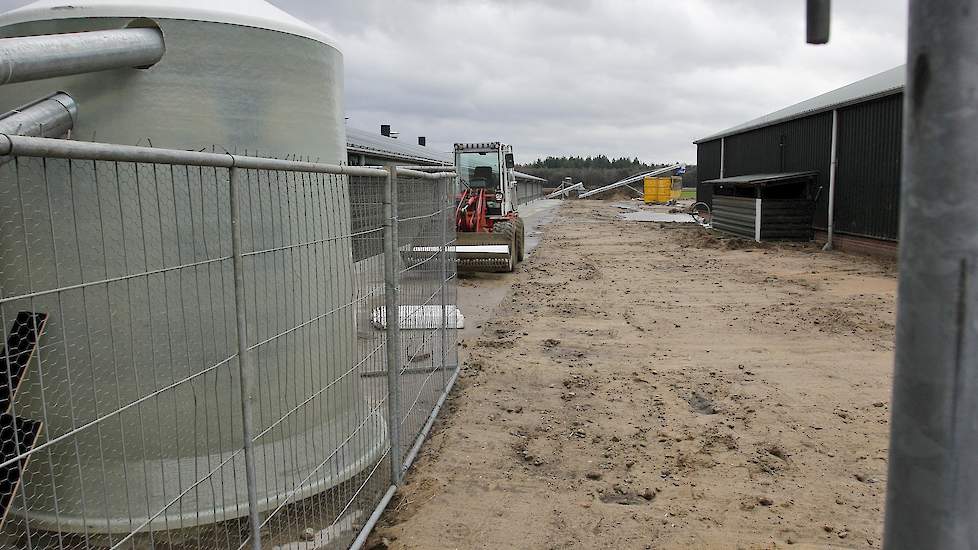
[455,231,514,272]
[400,231,514,273]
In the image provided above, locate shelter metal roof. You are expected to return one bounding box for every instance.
[346,126,452,166]
[694,65,905,144]
[703,171,818,187]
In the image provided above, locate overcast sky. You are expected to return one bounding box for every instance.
[0,0,909,163]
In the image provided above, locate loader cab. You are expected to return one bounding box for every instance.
[455,143,510,216]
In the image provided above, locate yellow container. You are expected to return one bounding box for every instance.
[644,176,673,204]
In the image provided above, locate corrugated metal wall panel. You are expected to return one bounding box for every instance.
[723,125,785,176]
[760,200,815,241]
[696,139,721,206]
[712,196,757,239]
[834,93,903,240]
[783,113,833,228]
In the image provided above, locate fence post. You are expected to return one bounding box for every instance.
[382,165,403,485]
[229,166,264,550]
[883,2,978,548]
[440,175,450,386]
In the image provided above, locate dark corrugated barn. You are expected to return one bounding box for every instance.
[694,66,905,255]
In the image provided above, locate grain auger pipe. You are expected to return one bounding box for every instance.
[0,27,165,86]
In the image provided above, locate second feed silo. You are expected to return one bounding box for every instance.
[0,0,384,535]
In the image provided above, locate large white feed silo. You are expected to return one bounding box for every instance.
[0,0,384,536]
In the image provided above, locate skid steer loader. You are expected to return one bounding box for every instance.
[452,142,525,272]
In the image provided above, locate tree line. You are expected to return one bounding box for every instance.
[523,155,661,171]
[518,155,697,190]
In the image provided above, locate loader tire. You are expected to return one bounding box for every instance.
[515,218,526,262]
[492,221,516,273]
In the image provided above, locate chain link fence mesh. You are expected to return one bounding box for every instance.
[0,149,458,550]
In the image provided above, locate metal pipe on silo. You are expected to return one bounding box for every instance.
[884,2,978,548]
[0,92,76,137]
[0,92,76,164]
[0,28,164,85]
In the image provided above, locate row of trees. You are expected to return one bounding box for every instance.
[523,155,662,171]
[518,155,697,190]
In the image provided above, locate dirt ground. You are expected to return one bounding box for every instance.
[371,201,897,549]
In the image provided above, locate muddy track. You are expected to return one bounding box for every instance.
[370,201,896,549]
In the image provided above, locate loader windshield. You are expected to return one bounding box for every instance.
[457,151,500,190]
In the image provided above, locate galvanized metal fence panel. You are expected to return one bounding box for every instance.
[515,180,545,205]
[0,138,458,550]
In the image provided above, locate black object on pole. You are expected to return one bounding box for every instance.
[418,136,426,146]
[381,124,391,137]
[884,1,978,548]
[806,0,831,44]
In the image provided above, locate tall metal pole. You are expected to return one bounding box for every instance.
[382,166,403,485]
[719,137,725,179]
[884,2,978,548]
[823,109,838,251]
[806,0,831,44]
[229,167,264,550]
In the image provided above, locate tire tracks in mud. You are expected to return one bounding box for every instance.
[373,201,896,550]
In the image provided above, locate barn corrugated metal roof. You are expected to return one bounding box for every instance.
[346,126,452,165]
[694,65,905,144]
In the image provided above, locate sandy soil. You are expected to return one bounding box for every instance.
[370,201,897,550]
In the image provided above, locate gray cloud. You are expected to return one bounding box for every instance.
[0,0,908,162]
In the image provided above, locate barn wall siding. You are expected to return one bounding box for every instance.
[834,94,903,240]
[782,113,833,228]
[696,139,722,206]
[723,124,785,177]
